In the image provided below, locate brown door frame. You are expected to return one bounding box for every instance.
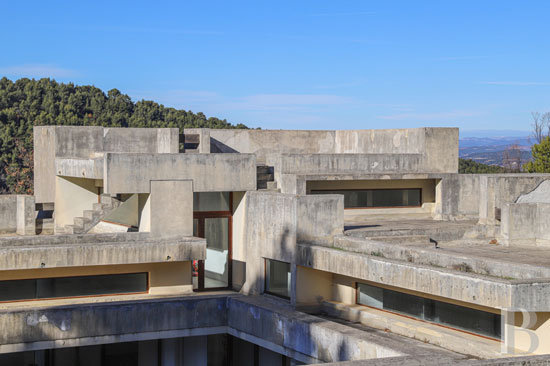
[193,193,233,291]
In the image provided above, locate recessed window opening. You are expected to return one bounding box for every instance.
[0,272,148,302]
[357,283,501,339]
[264,259,291,299]
[311,188,421,209]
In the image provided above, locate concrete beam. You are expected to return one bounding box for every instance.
[0,233,205,270]
[103,153,257,194]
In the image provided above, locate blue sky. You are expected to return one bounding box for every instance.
[1,1,549,134]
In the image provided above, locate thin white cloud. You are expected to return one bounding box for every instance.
[377,110,482,121]
[480,81,549,86]
[0,64,77,78]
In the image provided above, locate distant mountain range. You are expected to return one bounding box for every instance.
[459,131,533,167]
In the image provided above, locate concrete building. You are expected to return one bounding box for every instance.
[0,126,550,365]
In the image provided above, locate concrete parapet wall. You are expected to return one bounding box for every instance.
[267,153,426,183]
[502,203,550,247]
[297,244,550,311]
[55,157,104,179]
[0,232,205,270]
[209,128,457,169]
[34,126,180,203]
[103,153,256,194]
[0,195,35,235]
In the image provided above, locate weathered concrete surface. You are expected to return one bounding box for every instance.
[501,203,550,247]
[16,195,35,236]
[322,301,500,359]
[297,244,550,311]
[516,180,550,203]
[150,180,193,237]
[210,128,458,171]
[104,153,256,194]
[0,233,205,270]
[311,354,550,366]
[241,192,343,295]
[184,128,210,153]
[0,195,18,234]
[55,157,104,179]
[34,126,180,203]
[478,175,550,226]
[334,235,550,280]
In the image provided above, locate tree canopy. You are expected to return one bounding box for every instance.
[0,77,248,194]
[523,136,550,173]
[458,158,507,174]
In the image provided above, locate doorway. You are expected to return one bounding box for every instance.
[193,193,232,291]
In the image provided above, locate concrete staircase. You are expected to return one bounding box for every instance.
[256,165,280,192]
[63,194,122,234]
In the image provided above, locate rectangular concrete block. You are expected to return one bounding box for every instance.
[150,180,193,237]
[0,195,17,234]
[16,195,35,236]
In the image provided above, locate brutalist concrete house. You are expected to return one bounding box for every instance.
[1,126,550,365]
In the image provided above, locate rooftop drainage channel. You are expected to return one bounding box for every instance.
[333,235,550,280]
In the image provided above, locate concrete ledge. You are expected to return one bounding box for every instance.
[297,244,550,311]
[321,301,500,359]
[55,157,104,179]
[0,233,205,270]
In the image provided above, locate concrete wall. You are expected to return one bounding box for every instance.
[34,126,180,203]
[501,203,550,247]
[54,176,98,232]
[149,180,193,237]
[0,195,18,234]
[209,128,458,170]
[184,128,210,153]
[104,153,256,194]
[240,192,343,296]
[0,195,35,236]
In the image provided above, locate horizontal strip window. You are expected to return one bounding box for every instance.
[357,282,501,339]
[0,272,148,302]
[311,189,421,209]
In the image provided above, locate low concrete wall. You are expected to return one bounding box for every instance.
[0,195,35,235]
[0,195,17,234]
[104,153,257,194]
[501,203,550,247]
[0,233,205,270]
[297,244,550,311]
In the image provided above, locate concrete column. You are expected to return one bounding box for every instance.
[183,336,207,366]
[16,195,35,235]
[150,180,193,237]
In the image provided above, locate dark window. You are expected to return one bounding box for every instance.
[0,273,148,302]
[265,259,291,299]
[311,189,421,208]
[357,283,501,339]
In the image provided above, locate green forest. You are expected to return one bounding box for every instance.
[0,77,248,194]
[458,158,507,174]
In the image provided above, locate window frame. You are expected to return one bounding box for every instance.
[355,282,502,341]
[0,272,150,304]
[263,258,291,300]
[310,188,423,210]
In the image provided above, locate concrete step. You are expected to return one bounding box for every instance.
[83,210,101,220]
[93,203,111,212]
[74,217,91,227]
[266,181,278,190]
[259,188,281,193]
[64,224,84,235]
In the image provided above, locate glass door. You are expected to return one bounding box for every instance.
[192,193,232,291]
